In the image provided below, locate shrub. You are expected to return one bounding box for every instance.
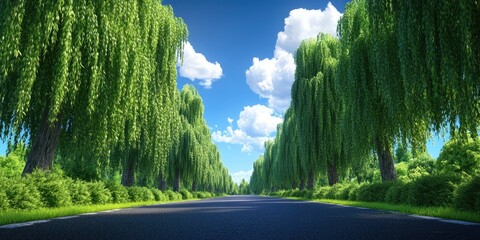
[151,189,168,201]
[4,178,43,210]
[454,176,480,211]
[0,189,8,210]
[106,182,129,203]
[335,184,357,200]
[68,179,92,205]
[348,184,362,201]
[313,187,330,199]
[179,189,193,200]
[165,190,181,201]
[357,181,395,202]
[127,187,154,202]
[324,186,338,199]
[196,192,213,198]
[384,181,406,204]
[26,171,72,208]
[408,175,461,206]
[88,182,112,204]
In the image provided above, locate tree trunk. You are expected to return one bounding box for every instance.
[375,137,397,181]
[22,106,62,176]
[307,170,315,190]
[299,179,306,190]
[327,162,339,186]
[291,181,296,190]
[173,168,181,191]
[158,178,167,191]
[192,180,197,192]
[121,153,136,186]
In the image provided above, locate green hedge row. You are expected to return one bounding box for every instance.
[272,175,480,211]
[0,171,214,211]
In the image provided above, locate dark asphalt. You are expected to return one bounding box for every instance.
[1,195,479,240]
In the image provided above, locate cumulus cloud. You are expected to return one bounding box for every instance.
[246,2,342,112]
[237,105,283,137]
[231,169,253,185]
[212,104,283,153]
[179,41,223,89]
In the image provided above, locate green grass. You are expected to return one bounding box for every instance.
[281,196,480,223]
[0,199,198,226]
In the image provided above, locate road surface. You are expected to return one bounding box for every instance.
[1,195,479,240]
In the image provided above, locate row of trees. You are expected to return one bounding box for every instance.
[0,0,234,193]
[250,0,479,193]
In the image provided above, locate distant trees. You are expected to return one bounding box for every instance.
[250,0,480,193]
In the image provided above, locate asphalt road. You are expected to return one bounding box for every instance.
[1,195,479,240]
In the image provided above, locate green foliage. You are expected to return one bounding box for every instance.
[2,177,43,210]
[408,175,461,207]
[26,171,72,208]
[127,187,154,202]
[395,144,412,163]
[196,192,213,199]
[87,182,112,205]
[105,182,129,204]
[437,137,480,178]
[238,179,250,195]
[179,189,193,200]
[357,182,396,202]
[68,180,92,205]
[151,189,167,202]
[165,190,182,201]
[454,176,480,211]
[0,142,26,178]
[384,180,408,204]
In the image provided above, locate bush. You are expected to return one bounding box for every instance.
[87,182,112,204]
[151,189,168,202]
[348,184,362,201]
[357,181,395,202]
[196,192,213,199]
[68,180,92,205]
[26,171,72,208]
[106,182,129,203]
[165,190,182,201]
[313,187,330,199]
[0,189,8,210]
[408,175,461,206]
[335,184,357,200]
[384,181,407,204]
[127,187,155,202]
[4,178,43,210]
[454,176,480,211]
[179,189,193,200]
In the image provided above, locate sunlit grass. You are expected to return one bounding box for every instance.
[282,196,480,223]
[0,199,199,226]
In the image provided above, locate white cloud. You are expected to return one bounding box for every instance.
[227,118,234,125]
[246,3,342,112]
[212,105,282,153]
[231,169,253,185]
[179,41,223,89]
[237,105,283,137]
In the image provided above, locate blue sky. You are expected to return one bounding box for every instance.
[0,0,447,184]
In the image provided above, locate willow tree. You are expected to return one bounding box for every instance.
[337,0,399,181]
[249,155,265,194]
[291,33,344,188]
[394,0,480,136]
[0,0,187,177]
[272,108,303,189]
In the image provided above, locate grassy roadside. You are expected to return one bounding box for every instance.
[280,196,480,223]
[0,199,200,226]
